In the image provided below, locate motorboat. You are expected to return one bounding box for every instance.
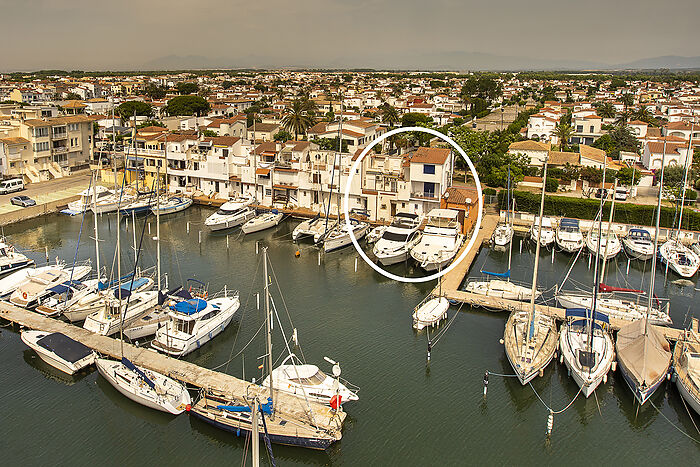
[559,308,615,398]
[292,214,328,241]
[150,196,193,216]
[241,210,284,234]
[492,222,513,247]
[556,218,584,253]
[67,185,113,213]
[365,225,387,244]
[21,330,95,375]
[35,278,101,317]
[204,204,256,231]
[151,285,240,356]
[673,318,700,416]
[586,227,621,260]
[465,279,540,302]
[0,240,34,276]
[529,216,555,247]
[373,213,422,266]
[96,357,191,414]
[658,240,700,278]
[0,266,54,299]
[412,296,449,330]
[62,275,154,323]
[317,219,370,252]
[410,209,464,272]
[82,290,159,336]
[123,305,170,340]
[9,262,92,309]
[622,228,655,260]
[262,354,359,406]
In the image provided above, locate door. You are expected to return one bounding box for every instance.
[391,202,396,217]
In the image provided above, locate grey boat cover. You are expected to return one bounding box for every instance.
[37,333,92,363]
[616,319,671,387]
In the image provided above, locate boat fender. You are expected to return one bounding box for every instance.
[611,361,617,372]
[499,339,504,345]
[483,371,489,396]
[197,340,200,348]
[295,250,301,258]
[236,428,240,437]
[538,368,544,378]
[603,374,607,384]
[666,372,671,381]
[185,404,191,412]
[23,292,27,300]
[208,331,213,339]
[671,372,677,383]
[559,354,563,364]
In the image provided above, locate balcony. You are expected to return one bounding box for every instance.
[52,146,68,155]
[411,191,438,201]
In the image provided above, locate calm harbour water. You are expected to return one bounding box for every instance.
[1,206,700,466]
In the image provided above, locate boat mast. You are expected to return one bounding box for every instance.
[599,178,618,284]
[336,92,343,219]
[252,397,260,467]
[156,164,161,292]
[263,247,274,418]
[647,141,667,337]
[506,164,512,280]
[675,122,694,240]
[92,170,100,279]
[111,98,117,192]
[589,157,607,351]
[527,160,548,341]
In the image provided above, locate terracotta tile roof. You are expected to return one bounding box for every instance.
[508,140,550,152]
[254,142,278,155]
[444,187,478,205]
[647,141,684,155]
[248,122,279,132]
[579,144,607,162]
[0,137,29,145]
[23,115,95,127]
[408,147,450,165]
[204,136,240,147]
[548,151,580,166]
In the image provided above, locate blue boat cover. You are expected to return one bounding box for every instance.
[217,397,273,415]
[113,288,132,299]
[121,357,156,390]
[482,269,510,278]
[628,228,650,238]
[560,218,579,228]
[172,298,207,315]
[48,280,83,294]
[271,209,279,214]
[98,272,135,291]
[565,307,610,324]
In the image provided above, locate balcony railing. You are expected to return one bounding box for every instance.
[52,146,68,154]
[411,191,438,200]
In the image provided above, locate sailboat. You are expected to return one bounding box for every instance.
[95,163,191,414]
[503,160,558,384]
[413,266,450,330]
[188,246,345,449]
[492,166,514,247]
[529,216,555,247]
[616,150,672,406]
[673,317,700,415]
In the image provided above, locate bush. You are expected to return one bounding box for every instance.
[499,189,700,229]
[545,177,559,192]
[483,187,496,196]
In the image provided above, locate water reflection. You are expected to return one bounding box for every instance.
[22,348,91,386]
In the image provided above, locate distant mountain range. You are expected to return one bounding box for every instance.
[136,53,700,72]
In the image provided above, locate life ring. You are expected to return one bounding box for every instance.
[22,292,27,300]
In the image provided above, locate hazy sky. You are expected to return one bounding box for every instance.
[1,0,699,70]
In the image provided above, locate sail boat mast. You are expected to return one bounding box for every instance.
[263,247,274,418]
[156,164,161,292]
[647,141,667,335]
[92,171,100,279]
[589,158,607,350]
[506,164,512,280]
[675,122,694,239]
[599,178,618,283]
[527,160,548,340]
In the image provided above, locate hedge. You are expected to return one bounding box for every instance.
[498,190,700,231]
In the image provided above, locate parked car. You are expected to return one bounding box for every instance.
[615,188,629,201]
[0,178,24,195]
[595,188,610,199]
[10,195,36,207]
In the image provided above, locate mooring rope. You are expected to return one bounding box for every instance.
[649,398,700,444]
[529,382,583,415]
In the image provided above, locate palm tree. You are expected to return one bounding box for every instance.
[281,98,316,140]
[380,103,400,127]
[620,93,634,112]
[632,106,653,123]
[597,102,615,119]
[553,122,573,150]
[615,110,632,127]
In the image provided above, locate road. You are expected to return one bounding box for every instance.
[0,173,91,215]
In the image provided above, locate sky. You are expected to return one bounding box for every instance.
[1,0,699,71]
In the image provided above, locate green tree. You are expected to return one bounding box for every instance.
[164,95,210,116]
[312,137,348,152]
[553,122,573,150]
[596,102,615,119]
[274,130,293,142]
[222,80,234,90]
[176,82,199,95]
[545,177,559,192]
[145,84,167,99]
[65,92,81,100]
[281,98,316,140]
[592,125,640,157]
[401,112,432,127]
[117,101,153,121]
[202,130,217,137]
[380,103,400,127]
[615,167,641,186]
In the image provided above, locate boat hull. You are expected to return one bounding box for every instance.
[617,358,667,406]
[21,331,95,375]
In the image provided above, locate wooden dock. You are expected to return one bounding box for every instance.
[0,301,346,438]
[436,214,683,342]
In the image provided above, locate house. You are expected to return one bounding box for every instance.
[570,115,603,145]
[248,122,280,142]
[403,147,453,216]
[641,141,689,169]
[507,140,551,167]
[526,113,559,143]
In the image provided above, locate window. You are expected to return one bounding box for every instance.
[33,127,49,137]
[68,123,79,131]
[33,141,50,152]
[589,126,595,133]
[265,189,271,196]
[423,164,435,175]
[576,125,583,132]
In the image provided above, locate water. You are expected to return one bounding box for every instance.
[1,209,699,465]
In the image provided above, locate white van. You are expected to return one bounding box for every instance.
[0,178,24,195]
[615,187,629,201]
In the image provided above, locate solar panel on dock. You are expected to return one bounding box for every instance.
[37,333,92,363]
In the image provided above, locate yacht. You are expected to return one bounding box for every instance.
[35,278,102,317]
[262,354,359,406]
[586,227,621,260]
[529,216,555,247]
[150,196,193,216]
[67,185,113,213]
[373,213,422,266]
[365,225,387,244]
[492,222,513,247]
[0,265,54,299]
[93,190,136,214]
[21,330,95,375]
[119,194,157,216]
[465,279,540,302]
[62,275,154,323]
[204,203,256,231]
[673,318,700,416]
[410,209,464,272]
[318,219,370,252]
[559,308,615,397]
[82,290,159,336]
[241,210,284,234]
[622,228,655,260]
[556,286,671,325]
[10,262,92,309]
[151,287,240,356]
[556,218,584,253]
[292,214,328,241]
[658,240,700,278]
[96,357,191,414]
[0,240,34,276]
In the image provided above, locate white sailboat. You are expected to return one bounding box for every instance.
[150,196,193,216]
[673,318,700,416]
[410,209,464,272]
[242,210,284,234]
[292,215,327,241]
[586,227,621,260]
[0,265,54,299]
[373,213,422,266]
[492,167,514,247]
[529,216,555,247]
[318,219,370,252]
[67,185,113,213]
[658,241,699,278]
[9,262,91,309]
[35,278,102,317]
[503,159,559,385]
[365,225,387,244]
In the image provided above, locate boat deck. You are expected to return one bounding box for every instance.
[0,301,346,437]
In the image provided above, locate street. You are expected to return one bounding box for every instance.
[0,173,91,215]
